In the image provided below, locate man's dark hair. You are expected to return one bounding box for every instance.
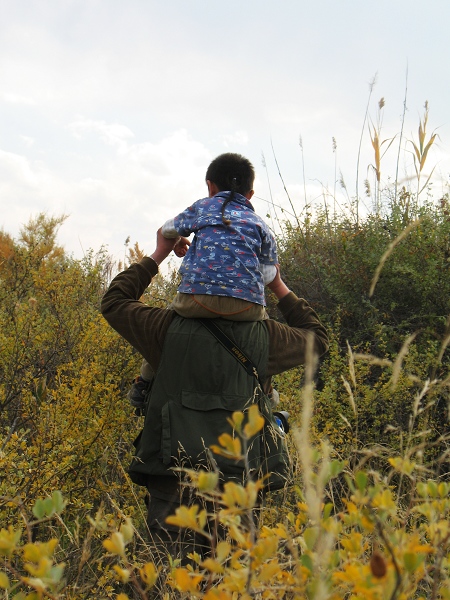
[205,153,255,225]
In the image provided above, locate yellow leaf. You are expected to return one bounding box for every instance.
[252,537,278,564]
[113,565,130,583]
[215,540,231,563]
[403,552,425,573]
[372,489,396,511]
[346,500,357,513]
[140,562,158,587]
[243,404,265,438]
[211,433,242,459]
[340,532,365,555]
[203,590,233,599]
[24,557,53,578]
[23,539,58,563]
[258,559,281,582]
[228,524,247,546]
[388,456,416,475]
[23,576,48,593]
[0,526,21,558]
[198,470,219,492]
[173,567,203,593]
[0,571,10,590]
[119,518,134,543]
[230,411,244,433]
[222,481,247,508]
[361,515,375,532]
[166,504,207,532]
[261,523,288,538]
[201,557,225,574]
[103,532,125,557]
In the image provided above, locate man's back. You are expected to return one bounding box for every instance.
[128,315,269,484]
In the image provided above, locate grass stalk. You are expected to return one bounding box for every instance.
[394,64,408,205]
[356,73,377,225]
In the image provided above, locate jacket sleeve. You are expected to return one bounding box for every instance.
[265,292,329,376]
[100,257,175,372]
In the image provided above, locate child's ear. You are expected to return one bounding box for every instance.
[206,180,220,197]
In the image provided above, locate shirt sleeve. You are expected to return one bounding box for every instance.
[261,264,277,285]
[172,202,199,237]
[100,257,175,372]
[161,218,179,239]
[264,292,329,376]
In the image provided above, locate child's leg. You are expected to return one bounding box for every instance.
[127,359,154,414]
[140,359,155,381]
[170,293,267,321]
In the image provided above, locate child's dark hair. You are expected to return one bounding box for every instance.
[205,153,255,226]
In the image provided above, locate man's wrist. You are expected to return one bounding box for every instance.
[140,256,159,276]
[272,281,291,300]
[150,251,164,266]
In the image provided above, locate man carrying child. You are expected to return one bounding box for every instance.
[101,153,329,562]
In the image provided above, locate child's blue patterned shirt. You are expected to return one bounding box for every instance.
[162,192,278,306]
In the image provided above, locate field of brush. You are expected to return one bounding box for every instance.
[1,103,449,598]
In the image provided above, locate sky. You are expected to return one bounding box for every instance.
[1,0,449,265]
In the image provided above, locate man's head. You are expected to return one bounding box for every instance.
[205,153,255,197]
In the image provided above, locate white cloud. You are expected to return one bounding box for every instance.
[0,149,39,189]
[0,125,214,261]
[68,118,134,151]
[20,135,35,148]
[222,131,249,147]
[1,92,35,105]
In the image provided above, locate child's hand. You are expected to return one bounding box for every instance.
[173,236,190,258]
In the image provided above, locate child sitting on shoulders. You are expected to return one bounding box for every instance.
[163,151,278,320]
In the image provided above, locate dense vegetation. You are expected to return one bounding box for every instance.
[1,104,449,598]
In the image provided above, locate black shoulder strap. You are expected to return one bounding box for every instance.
[198,318,262,385]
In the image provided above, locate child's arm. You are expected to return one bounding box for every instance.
[160,219,190,257]
[161,202,199,256]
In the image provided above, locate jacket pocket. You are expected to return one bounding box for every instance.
[160,391,250,476]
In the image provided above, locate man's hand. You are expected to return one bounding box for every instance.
[173,236,190,258]
[267,264,291,300]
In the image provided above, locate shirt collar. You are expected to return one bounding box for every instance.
[215,191,255,212]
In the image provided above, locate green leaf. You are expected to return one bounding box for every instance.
[51,491,65,514]
[416,482,428,498]
[355,471,368,492]
[300,554,314,573]
[32,499,46,520]
[403,552,423,573]
[323,503,334,520]
[427,480,438,498]
[42,498,54,516]
[32,491,66,520]
[329,460,345,478]
[48,564,65,584]
[303,527,319,551]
